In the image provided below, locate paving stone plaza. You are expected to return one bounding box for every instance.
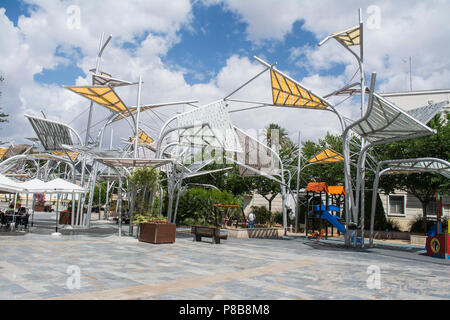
[0,213,448,300]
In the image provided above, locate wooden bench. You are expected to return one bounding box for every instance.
[191,225,228,244]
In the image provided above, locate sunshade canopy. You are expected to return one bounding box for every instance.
[382,158,450,179]
[177,100,242,152]
[65,85,128,114]
[351,92,436,145]
[405,101,448,124]
[328,186,345,195]
[94,158,172,169]
[0,148,8,160]
[130,131,153,145]
[308,148,344,164]
[234,127,280,177]
[270,68,329,109]
[306,182,328,193]
[330,25,361,47]
[92,73,134,87]
[25,115,82,151]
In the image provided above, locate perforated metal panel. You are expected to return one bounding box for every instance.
[25,115,80,151]
[234,127,280,177]
[177,100,242,152]
[352,93,435,144]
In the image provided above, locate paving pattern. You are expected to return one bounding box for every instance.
[0,214,449,300]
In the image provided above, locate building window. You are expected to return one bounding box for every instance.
[388,195,405,216]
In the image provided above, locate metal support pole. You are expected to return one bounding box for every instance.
[295,131,301,233]
[134,75,143,158]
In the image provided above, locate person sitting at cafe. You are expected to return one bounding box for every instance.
[6,204,15,214]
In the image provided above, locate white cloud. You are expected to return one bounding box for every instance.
[1,0,450,148]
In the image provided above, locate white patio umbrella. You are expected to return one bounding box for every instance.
[0,174,25,194]
[18,178,87,235]
[42,178,87,235]
[18,179,49,227]
[0,174,26,230]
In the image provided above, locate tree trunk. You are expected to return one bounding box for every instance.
[421,201,428,234]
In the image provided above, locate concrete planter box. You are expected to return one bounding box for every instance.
[138,223,176,244]
[58,210,78,225]
[410,235,427,246]
[226,228,284,239]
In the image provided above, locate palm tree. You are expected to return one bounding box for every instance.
[263,123,292,149]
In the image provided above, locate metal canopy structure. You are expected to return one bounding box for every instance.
[270,69,329,109]
[321,25,361,47]
[25,115,83,151]
[405,101,448,124]
[64,85,130,115]
[52,151,79,162]
[94,157,172,169]
[0,148,8,160]
[383,158,450,178]
[129,131,154,145]
[234,127,280,177]
[111,100,199,123]
[308,148,344,164]
[369,157,450,247]
[176,100,242,152]
[351,92,436,144]
[92,73,135,87]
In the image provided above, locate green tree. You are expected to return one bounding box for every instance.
[375,112,450,232]
[127,167,159,223]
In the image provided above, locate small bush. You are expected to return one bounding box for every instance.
[385,218,401,232]
[410,215,448,233]
[251,206,272,225]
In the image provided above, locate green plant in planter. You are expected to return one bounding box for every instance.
[134,214,169,224]
[127,167,159,225]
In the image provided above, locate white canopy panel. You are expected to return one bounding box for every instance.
[385,158,450,179]
[406,101,448,124]
[234,127,280,177]
[352,93,436,144]
[177,100,242,153]
[25,115,82,151]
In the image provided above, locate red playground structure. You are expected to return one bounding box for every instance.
[425,194,449,260]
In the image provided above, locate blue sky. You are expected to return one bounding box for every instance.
[2,0,323,87]
[1,0,450,145]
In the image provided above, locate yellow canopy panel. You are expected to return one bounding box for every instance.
[112,106,160,123]
[270,69,329,109]
[65,86,127,113]
[309,148,344,164]
[130,131,153,145]
[0,148,8,160]
[331,25,360,47]
[53,151,79,161]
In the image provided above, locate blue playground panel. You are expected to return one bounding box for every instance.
[313,205,346,235]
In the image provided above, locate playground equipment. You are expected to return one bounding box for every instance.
[212,204,246,228]
[305,182,346,240]
[425,194,449,260]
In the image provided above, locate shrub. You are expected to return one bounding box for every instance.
[410,215,448,233]
[250,206,272,225]
[176,187,241,226]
